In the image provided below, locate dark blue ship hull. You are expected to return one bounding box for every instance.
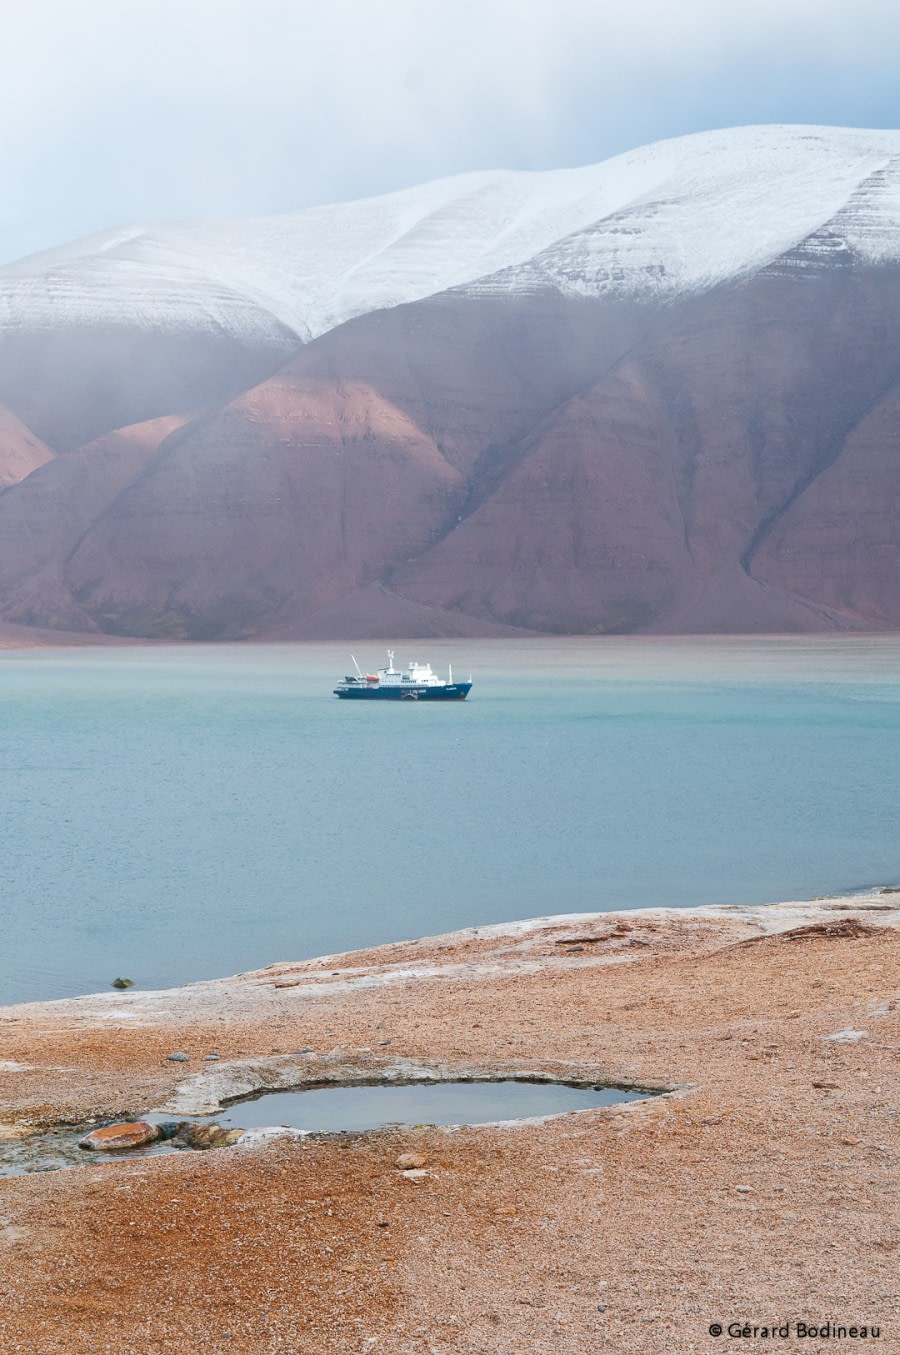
[334,682,472,700]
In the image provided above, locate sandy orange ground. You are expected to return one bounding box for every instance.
[0,897,897,1354]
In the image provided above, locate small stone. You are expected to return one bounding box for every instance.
[734,1185,753,1194]
[376,1220,389,1228]
[166,1052,189,1062]
[395,1153,427,1170]
[204,1053,220,1061]
[111,978,134,989]
[79,1121,160,1151]
[841,1136,861,1146]
[812,1081,839,1090]
[493,1203,518,1217]
[401,1168,429,1180]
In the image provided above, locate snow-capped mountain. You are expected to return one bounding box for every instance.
[1,124,900,640]
[4,124,900,340]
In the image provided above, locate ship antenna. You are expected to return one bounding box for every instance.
[351,654,363,679]
[448,662,452,685]
[387,649,394,671]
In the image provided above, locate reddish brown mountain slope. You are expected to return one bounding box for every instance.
[56,377,469,639]
[390,265,900,634]
[0,406,54,490]
[0,261,899,639]
[749,379,900,625]
[8,293,653,639]
[0,414,187,632]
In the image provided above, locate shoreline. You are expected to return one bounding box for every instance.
[3,624,900,653]
[1,892,897,1352]
[3,890,896,1028]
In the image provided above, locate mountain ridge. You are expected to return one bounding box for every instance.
[1,124,899,640]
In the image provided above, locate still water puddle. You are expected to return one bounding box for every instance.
[0,1079,652,1177]
[210,1078,652,1133]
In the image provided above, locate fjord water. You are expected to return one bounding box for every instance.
[1,637,898,1005]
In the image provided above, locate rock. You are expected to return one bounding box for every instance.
[79,1121,160,1151]
[204,1053,220,1061]
[734,1185,753,1194]
[183,1123,244,1149]
[401,1169,429,1180]
[395,1152,427,1170]
[166,1051,189,1062]
[812,1081,839,1089]
[841,1136,861,1146]
[111,977,134,989]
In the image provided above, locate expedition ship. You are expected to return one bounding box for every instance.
[334,652,473,700]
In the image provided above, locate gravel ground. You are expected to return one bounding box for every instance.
[0,895,897,1353]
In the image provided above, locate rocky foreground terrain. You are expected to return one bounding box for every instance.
[2,125,900,640]
[0,894,896,1353]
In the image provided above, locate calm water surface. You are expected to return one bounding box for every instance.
[211,1079,652,1133]
[1,636,898,1004]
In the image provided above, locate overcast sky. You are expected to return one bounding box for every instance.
[2,0,900,265]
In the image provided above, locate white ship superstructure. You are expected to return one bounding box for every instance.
[334,652,472,700]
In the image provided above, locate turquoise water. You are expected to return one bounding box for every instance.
[1,636,898,1005]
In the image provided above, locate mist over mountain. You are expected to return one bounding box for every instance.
[1,123,899,640]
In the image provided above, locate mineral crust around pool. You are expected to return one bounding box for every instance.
[78,1121,160,1150]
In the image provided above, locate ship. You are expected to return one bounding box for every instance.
[333,651,473,700]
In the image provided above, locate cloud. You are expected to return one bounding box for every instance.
[2,0,900,263]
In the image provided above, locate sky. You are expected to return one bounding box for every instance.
[2,0,900,266]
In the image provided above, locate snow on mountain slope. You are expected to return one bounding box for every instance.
[3,125,900,349]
